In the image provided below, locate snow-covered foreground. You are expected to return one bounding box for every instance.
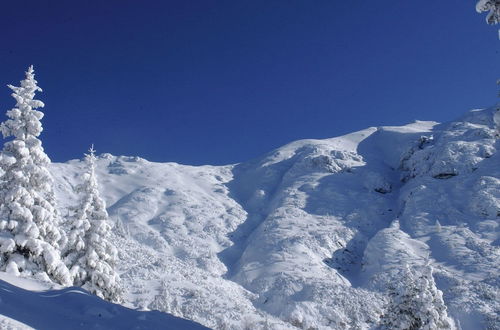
[4,107,496,329]
[0,273,208,329]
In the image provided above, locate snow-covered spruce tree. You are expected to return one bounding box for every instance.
[65,146,121,302]
[380,265,453,330]
[0,66,71,285]
[477,0,500,25]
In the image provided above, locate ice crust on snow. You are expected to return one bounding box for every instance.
[3,107,497,329]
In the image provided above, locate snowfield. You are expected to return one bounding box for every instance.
[1,107,498,329]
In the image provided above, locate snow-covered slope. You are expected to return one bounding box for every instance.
[0,273,208,329]
[42,107,499,329]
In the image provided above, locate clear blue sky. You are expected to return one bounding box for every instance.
[0,1,498,165]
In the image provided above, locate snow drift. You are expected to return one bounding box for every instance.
[0,274,208,329]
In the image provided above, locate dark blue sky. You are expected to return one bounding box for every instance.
[0,1,498,165]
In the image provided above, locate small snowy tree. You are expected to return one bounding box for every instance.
[477,0,500,25]
[0,66,71,285]
[65,146,121,302]
[435,220,442,232]
[380,265,453,330]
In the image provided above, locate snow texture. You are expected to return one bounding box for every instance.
[0,273,208,329]
[47,106,500,329]
[1,104,498,328]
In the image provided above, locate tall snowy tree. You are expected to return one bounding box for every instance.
[65,146,121,302]
[380,265,453,330]
[477,0,500,25]
[0,66,71,285]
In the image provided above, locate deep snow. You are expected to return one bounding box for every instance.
[0,273,208,329]
[1,107,498,329]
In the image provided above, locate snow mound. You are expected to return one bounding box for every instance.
[0,274,208,329]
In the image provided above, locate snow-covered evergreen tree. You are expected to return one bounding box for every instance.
[477,0,500,25]
[380,265,453,330]
[66,146,121,302]
[0,66,71,285]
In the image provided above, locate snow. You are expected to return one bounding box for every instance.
[1,106,498,329]
[0,66,71,286]
[0,275,208,329]
[65,147,121,302]
[477,0,500,24]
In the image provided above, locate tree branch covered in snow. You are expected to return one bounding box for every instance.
[477,0,500,24]
[380,265,453,330]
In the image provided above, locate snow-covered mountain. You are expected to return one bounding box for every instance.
[3,107,497,329]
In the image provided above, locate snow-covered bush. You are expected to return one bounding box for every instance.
[0,66,71,285]
[469,176,500,218]
[380,265,453,330]
[400,119,497,181]
[65,146,121,302]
